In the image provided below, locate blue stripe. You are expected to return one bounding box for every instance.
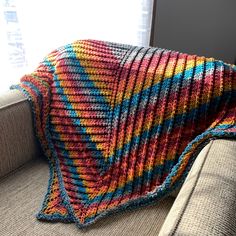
[44,46,110,200]
[50,123,89,199]
[47,46,108,168]
[87,160,174,205]
[62,45,110,106]
[113,60,219,115]
[106,91,230,165]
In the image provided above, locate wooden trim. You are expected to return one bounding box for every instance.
[149,0,157,46]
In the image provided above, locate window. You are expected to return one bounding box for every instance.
[0,0,154,92]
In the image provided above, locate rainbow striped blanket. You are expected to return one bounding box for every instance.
[13,40,236,228]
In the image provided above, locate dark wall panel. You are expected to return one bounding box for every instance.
[151,0,236,64]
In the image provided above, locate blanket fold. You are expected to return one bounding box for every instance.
[12,39,236,228]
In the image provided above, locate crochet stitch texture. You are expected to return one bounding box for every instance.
[13,39,236,228]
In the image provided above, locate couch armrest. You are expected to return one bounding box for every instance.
[0,90,41,178]
[159,139,236,236]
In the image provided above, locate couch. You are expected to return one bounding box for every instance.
[1,89,236,236]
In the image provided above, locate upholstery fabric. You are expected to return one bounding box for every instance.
[0,90,40,178]
[12,39,236,227]
[0,90,26,108]
[0,158,174,236]
[159,140,236,235]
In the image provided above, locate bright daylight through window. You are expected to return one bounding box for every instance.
[0,0,153,92]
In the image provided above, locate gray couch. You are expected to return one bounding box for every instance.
[1,90,236,236]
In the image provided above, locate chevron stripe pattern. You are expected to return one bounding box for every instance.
[13,39,236,228]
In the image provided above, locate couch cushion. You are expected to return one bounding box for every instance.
[0,158,174,236]
[0,90,40,178]
[159,140,236,236]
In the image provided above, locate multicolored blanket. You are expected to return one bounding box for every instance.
[13,39,236,228]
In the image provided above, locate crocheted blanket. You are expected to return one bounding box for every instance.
[13,39,236,228]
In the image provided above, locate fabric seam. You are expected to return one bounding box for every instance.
[0,98,27,110]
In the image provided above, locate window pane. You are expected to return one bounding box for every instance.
[0,0,153,92]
